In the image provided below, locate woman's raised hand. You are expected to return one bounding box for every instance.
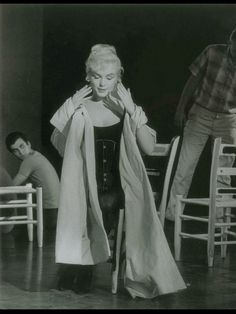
[104,83,136,117]
[71,85,92,110]
[103,86,124,117]
[116,83,136,116]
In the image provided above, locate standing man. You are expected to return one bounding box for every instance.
[166,28,236,221]
[5,131,60,232]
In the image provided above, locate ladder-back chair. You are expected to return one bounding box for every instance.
[174,137,236,267]
[0,183,43,247]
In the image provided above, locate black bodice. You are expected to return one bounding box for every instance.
[93,116,125,233]
[94,120,123,192]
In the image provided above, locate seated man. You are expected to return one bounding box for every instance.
[5,131,60,232]
[0,166,17,234]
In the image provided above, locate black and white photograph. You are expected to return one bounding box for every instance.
[1,2,236,309]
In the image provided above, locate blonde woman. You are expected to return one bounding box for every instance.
[50,44,186,298]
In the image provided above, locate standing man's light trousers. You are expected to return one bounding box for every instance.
[166,103,236,221]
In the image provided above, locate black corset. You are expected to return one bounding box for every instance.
[94,117,125,233]
[94,120,123,192]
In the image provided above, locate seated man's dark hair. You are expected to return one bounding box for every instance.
[5,131,29,152]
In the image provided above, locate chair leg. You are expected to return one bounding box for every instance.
[207,205,216,267]
[36,246,43,286]
[174,195,183,261]
[208,255,214,267]
[27,207,33,242]
[111,209,124,294]
[221,207,231,258]
[36,188,43,248]
[26,190,33,242]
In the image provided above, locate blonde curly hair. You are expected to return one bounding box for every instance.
[85,44,124,79]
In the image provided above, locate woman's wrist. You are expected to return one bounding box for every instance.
[71,97,82,112]
[128,103,137,116]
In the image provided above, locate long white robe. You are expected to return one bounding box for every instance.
[50,97,187,299]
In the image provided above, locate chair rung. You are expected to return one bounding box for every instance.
[0,188,36,194]
[180,232,208,240]
[3,200,30,204]
[180,197,236,207]
[180,233,236,244]
[0,203,37,209]
[146,170,160,176]
[180,214,208,222]
[0,215,28,221]
[216,222,236,227]
[214,233,224,237]
[0,220,37,225]
[215,240,236,245]
[181,198,209,206]
[224,230,236,236]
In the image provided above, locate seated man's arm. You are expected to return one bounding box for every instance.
[13,158,33,186]
[13,173,28,186]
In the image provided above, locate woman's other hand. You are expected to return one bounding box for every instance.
[116,83,136,116]
[104,90,124,117]
[71,85,92,110]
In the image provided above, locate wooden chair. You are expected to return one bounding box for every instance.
[111,136,180,294]
[111,208,125,294]
[146,136,180,227]
[0,183,43,247]
[174,137,236,267]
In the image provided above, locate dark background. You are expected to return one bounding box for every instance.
[2,4,235,197]
[41,3,236,198]
[42,3,236,144]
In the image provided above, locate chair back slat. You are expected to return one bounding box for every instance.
[219,144,236,155]
[151,144,170,156]
[211,138,236,199]
[217,168,236,176]
[217,188,236,194]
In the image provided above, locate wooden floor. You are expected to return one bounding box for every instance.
[1,221,236,309]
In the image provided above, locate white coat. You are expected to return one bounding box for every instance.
[50,97,186,299]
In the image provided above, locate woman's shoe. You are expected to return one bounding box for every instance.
[57,265,76,291]
[72,265,93,294]
[72,284,91,294]
[57,275,73,291]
